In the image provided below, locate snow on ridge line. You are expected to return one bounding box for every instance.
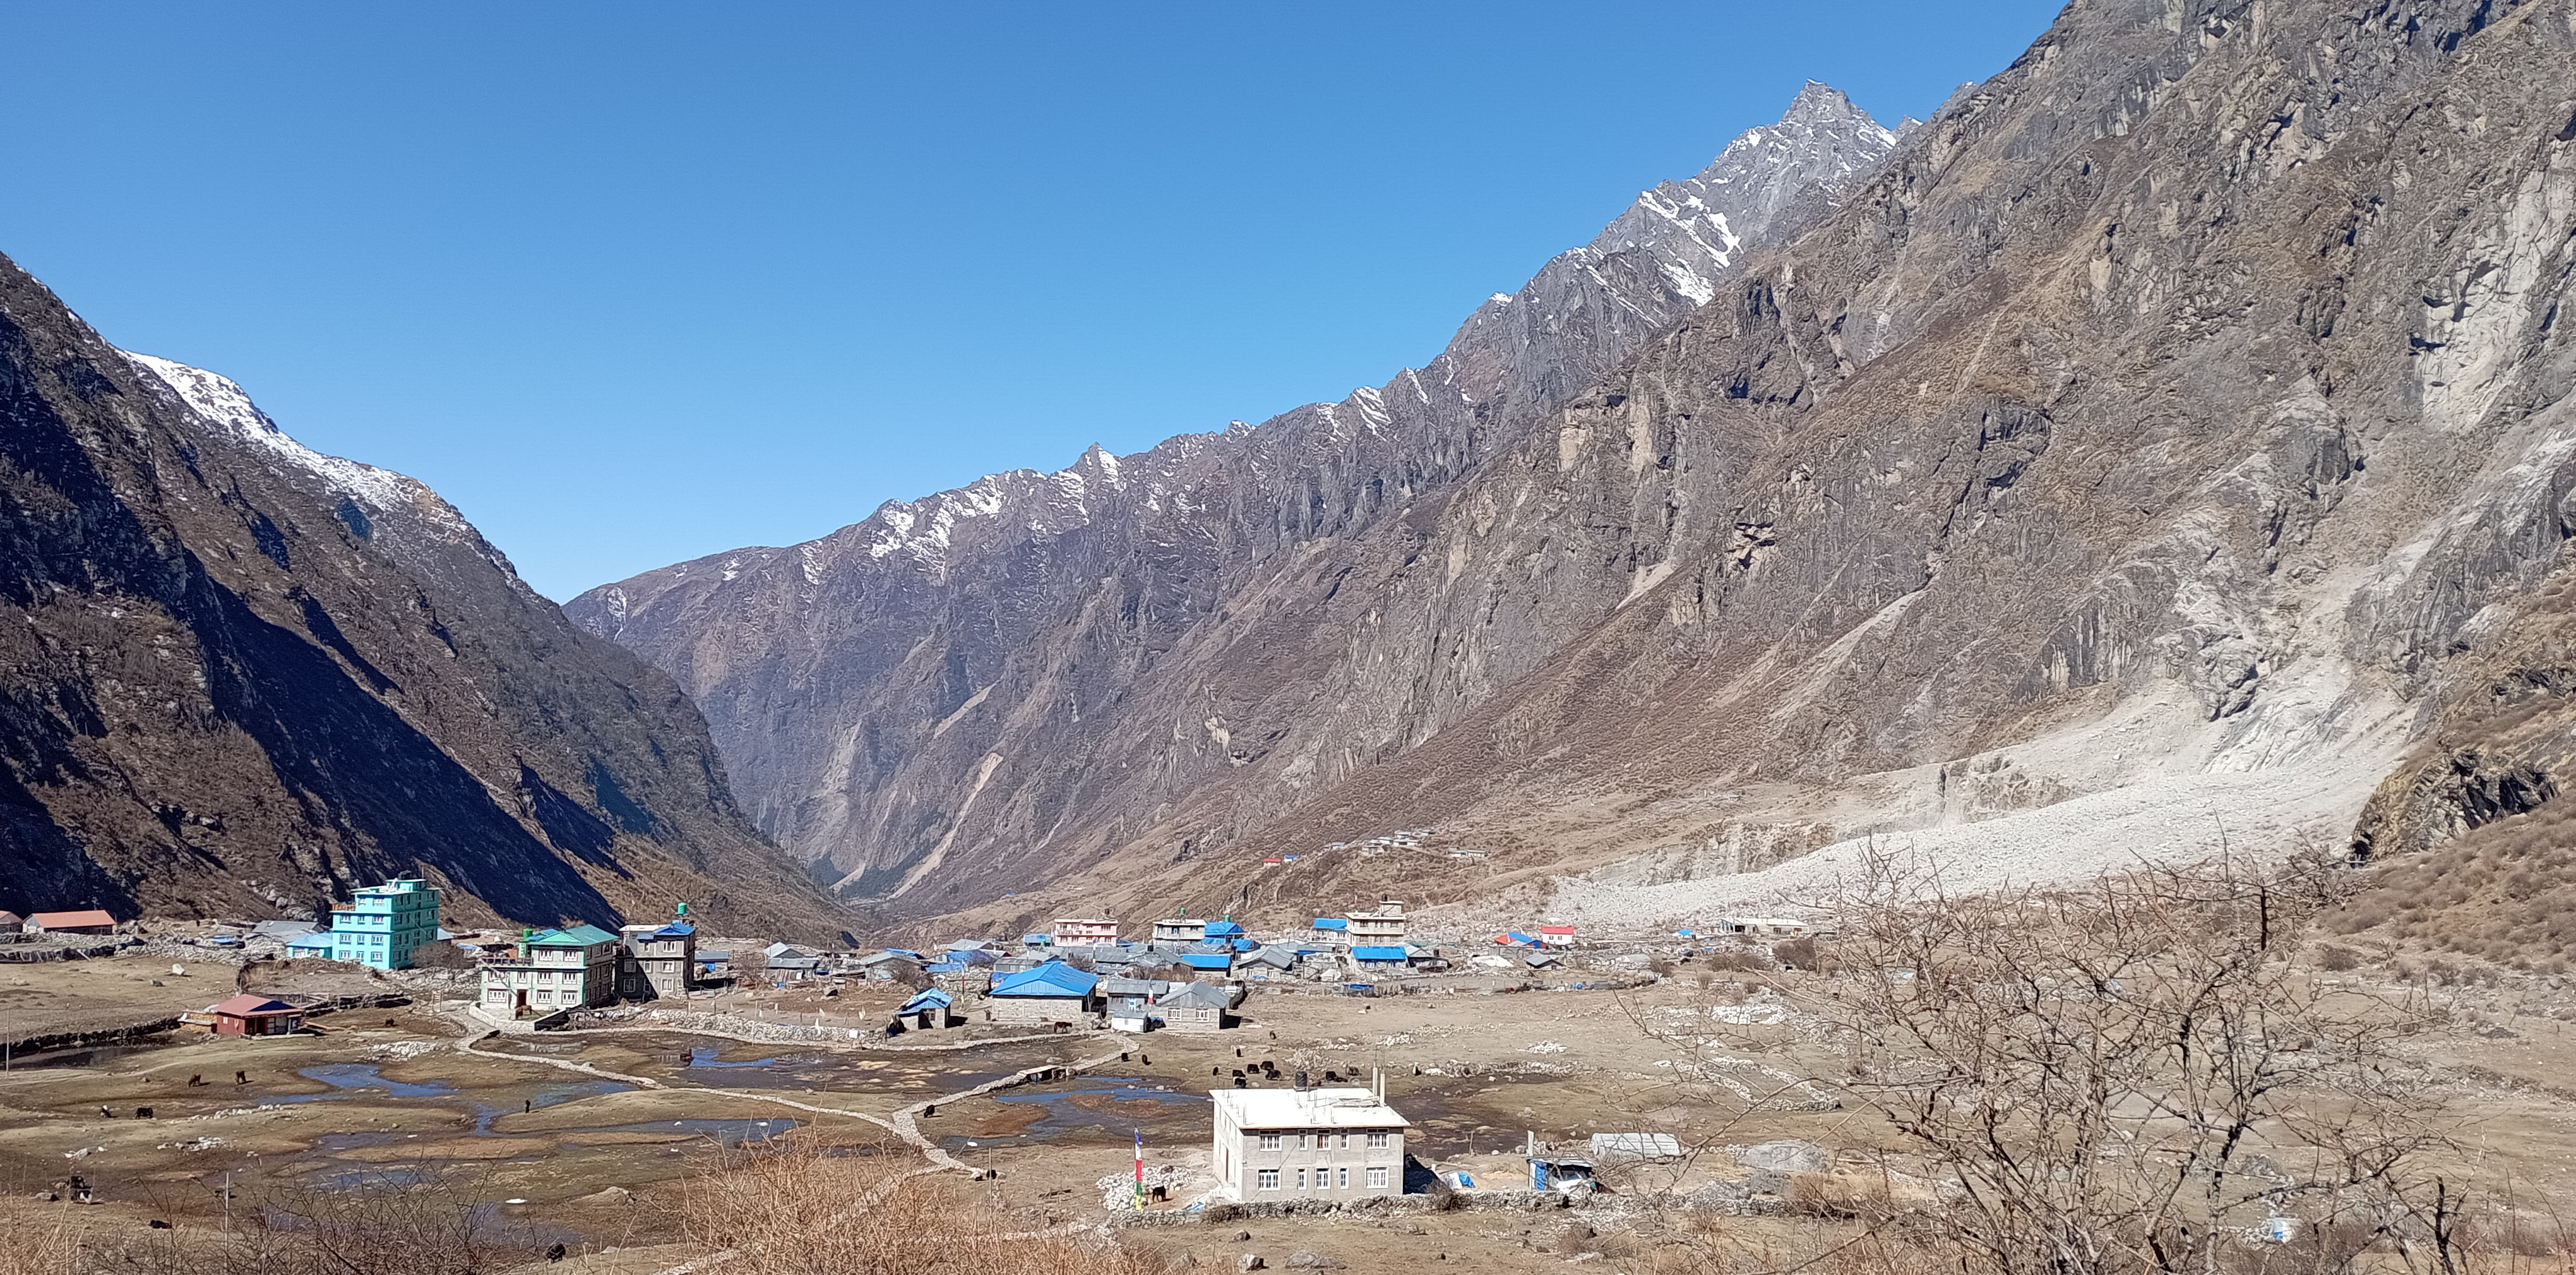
[122,351,464,534]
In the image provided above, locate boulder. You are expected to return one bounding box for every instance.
[1735,1140,1828,1175]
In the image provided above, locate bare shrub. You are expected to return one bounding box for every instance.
[2315,943,2361,972]
[678,1144,1160,1274]
[204,1169,542,1274]
[407,940,474,971]
[1769,937,1818,971]
[1703,949,1769,973]
[0,1199,83,1275]
[1664,851,2483,1275]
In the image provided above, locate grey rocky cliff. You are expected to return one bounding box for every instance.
[0,254,845,937]
[568,87,1907,912]
[583,0,2576,931]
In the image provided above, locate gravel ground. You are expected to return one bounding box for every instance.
[1541,761,2371,931]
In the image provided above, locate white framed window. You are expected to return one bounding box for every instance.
[1294,1168,1306,1188]
[1337,1132,1350,1149]
[1366,1131,1390,1149]
[1297,1132,1313,1150]
[1258,1133,1281,1151]
[1257,1169,1279,1190]
[1367,1167,1388,1188]
[1337,1168,1349,1188]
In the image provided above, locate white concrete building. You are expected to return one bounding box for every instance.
[1347,900,1406,945]
[477,925,620,1019]
[1051,917,1120,948]
[1210,1086,1410,1202]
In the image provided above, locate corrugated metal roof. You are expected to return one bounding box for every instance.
[990,962,1099,997]
[1351,946,1409,961]
[898,989,952,1013]
[532,924,619,947]
[207,994,297,1016]
[1157,981,1231,1009]
[1590,1132,1682,1162]
[1179,953,1232,970]
[1309,918,1347,930]
[1205,920,1244,937]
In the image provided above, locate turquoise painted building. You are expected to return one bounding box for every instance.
[329,877,443,969]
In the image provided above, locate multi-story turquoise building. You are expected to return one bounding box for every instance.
[329,876,442,969]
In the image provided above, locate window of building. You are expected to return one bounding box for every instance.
[1367,1167,1388,1188]
[1337,1168,1349,1188]
[1337,1132,1350,1149]
[1366,1131,1390,1149]
[1258,1134,1281,1151]
[1294,1169,1306,1188]
[1257,1169,1279,1191]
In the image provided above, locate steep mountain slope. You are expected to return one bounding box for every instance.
[588,0,2576,937]
[569,85,1908,910]
[0,253,845,938]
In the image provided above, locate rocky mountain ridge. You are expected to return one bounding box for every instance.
[569,84,1911,910]
[0,253,844,938]
[583,0,2576,937]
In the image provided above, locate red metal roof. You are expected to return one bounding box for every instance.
[29,909,115,929]
[1539,925,1576,934]
[207,994,298,1017]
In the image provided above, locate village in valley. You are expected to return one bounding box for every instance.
[0,875,1919,1272]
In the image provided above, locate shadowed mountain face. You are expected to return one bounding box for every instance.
[0,254,843,938]
[583,0,2576,934]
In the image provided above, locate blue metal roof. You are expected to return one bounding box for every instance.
[1179,953,1232,970]
[1505,931,1539,945]
[1229,938,1256,952]
[990,961,1100,997]
[1352,945,1410,961]
[1205,920,1243,937]
[898,989,952,1014]
[922,961,967,973]
[648,922,695,939]
[1310,918,1347,930]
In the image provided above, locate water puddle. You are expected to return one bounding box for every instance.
[11,1040,174,1069]
[684,1046,783,1069]
[262,1064,456,1103]
[943,1076,1206,1149]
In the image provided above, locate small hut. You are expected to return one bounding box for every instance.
[205,994,303,1037]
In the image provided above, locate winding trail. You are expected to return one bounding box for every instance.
[453,1025,1139,1161]
[443,1021,1144,1275]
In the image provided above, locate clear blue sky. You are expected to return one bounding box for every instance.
[0,2,2063,600]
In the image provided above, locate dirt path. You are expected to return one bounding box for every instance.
[549,1030,1139,1275]
[455,1021,1139,1160]
[558,1023,1104,1053]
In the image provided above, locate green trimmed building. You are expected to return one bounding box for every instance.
[328,877,443,970]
